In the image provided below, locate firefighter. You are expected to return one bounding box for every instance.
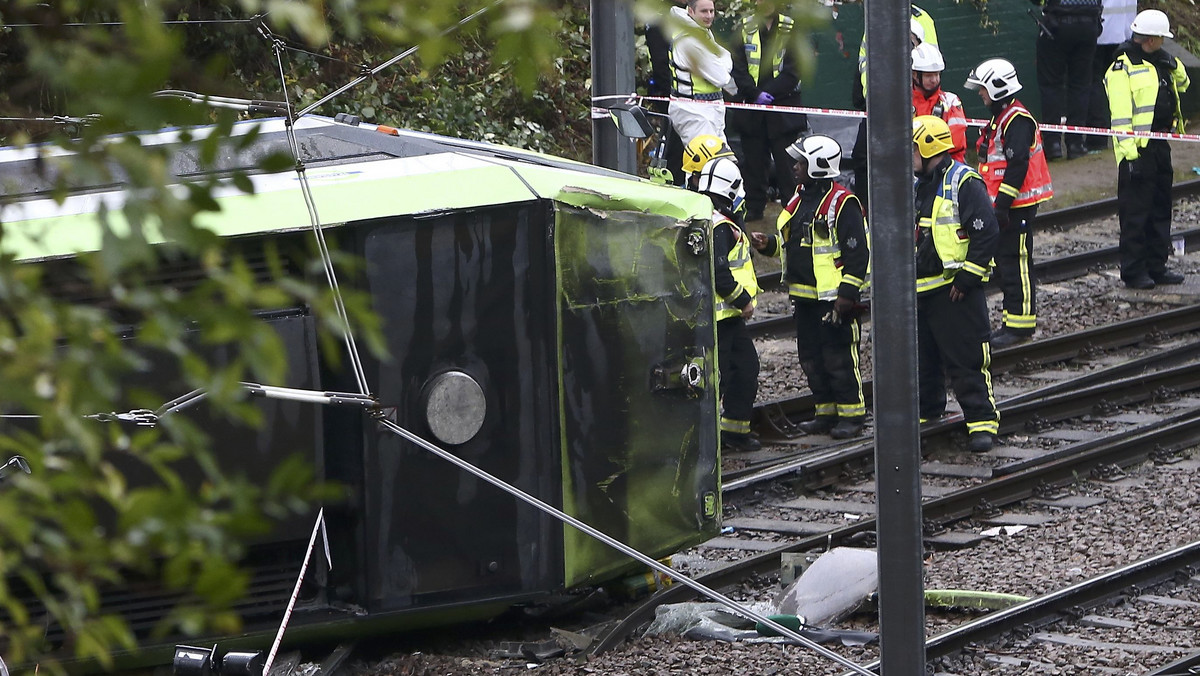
[750,135,869,440]
[730,0,808,222]
[682,134,737,189]
[912,116,1000,453]
[965,58,1054,348]
[911,43,966,163]
[1104,9,1190,290]
[692,157,762,452]
[668,0,738,145]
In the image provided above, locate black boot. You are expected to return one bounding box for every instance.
[798,415,837,435]
[967,432,995,453]
[829,417,865,440]
[722,432,762,452]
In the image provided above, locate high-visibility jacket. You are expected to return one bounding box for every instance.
[912,88,967,163]
[916,162,992,294]
[715,212,760,320]
[977,100,1054,208]
[773,183,868,301]
[671,28,723,100]
[1104,48,1190,163]
[859,4,937,96]
[743,14,796,86]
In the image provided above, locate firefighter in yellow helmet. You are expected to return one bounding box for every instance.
[682,134,736,188]
[690,157,762,452]
[912,115,1000,453]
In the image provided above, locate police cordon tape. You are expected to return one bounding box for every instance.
[591,93,1200,144]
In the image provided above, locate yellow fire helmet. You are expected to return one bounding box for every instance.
[912,115,955,159]
[681,134,736,175]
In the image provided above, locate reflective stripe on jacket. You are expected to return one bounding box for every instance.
[777,183,866,301]
[743,14,795,85]
[1104,49,1190,163]
[916,163,990,293]
[716,213,760,319]
[977,101,1054,208]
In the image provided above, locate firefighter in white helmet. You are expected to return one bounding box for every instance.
[911,43,967,163]
[751,135,869,440]
[965,57,1054,348]
[693,157,762,452]
[1103,8,1191,289]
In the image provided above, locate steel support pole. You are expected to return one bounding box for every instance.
[590,0,637,173]
[866,2,926,675]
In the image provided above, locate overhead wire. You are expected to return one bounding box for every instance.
[295,0,504,119]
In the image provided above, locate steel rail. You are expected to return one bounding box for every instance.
[591,408,1200,657]
[749,303,1200,437]
[730,348,1200,493]
[752,178,1200,296]
[727,335,1200,485]
[1145,650,1200,676]
[913,538,1200,667]
[749,222,1200,341]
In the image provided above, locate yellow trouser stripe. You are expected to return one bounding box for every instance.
[720,417,751,434]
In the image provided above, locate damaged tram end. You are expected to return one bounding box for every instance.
[0,115,724,667]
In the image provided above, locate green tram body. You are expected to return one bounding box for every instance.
[0,115,721,658]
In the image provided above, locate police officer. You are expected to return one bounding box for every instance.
[730,0,807,222]
[1031,0,1103,159]
[912,116,1000,453]
[965,58,1054,347]
[1104,9,1191,290]
[912,43,967,163]
[692,157,762,451]
[750,135,868,440]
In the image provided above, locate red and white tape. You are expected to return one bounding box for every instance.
[592,94,1200,144]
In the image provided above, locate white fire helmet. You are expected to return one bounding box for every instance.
[911,42,944,73]
[786,134,842,179]
[964,58,1022,100]
[697,157,746,211]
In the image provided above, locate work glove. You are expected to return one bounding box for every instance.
[994,207,1010,229]
[754,91,775,106]
[833,296,856,320]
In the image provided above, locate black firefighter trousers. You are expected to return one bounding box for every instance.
[993,205,1039,333]
[1118,140,1175,282]
[718,315,760,435]
[916,284,999,436]
[794,299,865,421]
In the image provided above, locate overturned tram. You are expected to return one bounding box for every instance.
[0,115,721,662]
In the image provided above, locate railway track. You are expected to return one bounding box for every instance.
[586,301,1200,668]
[747,178,1200,341]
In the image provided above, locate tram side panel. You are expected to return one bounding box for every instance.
[554,204,721,588]
[353,202,562,612]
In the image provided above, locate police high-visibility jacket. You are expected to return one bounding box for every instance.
[1104,45,1190,163]
[762,181,869,302]
[977,100,1054,208]
[915,161,998,294]
[714,212,760,320]
[744,14,796,86]
[912,88,967,163]
[859,4,938,98]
